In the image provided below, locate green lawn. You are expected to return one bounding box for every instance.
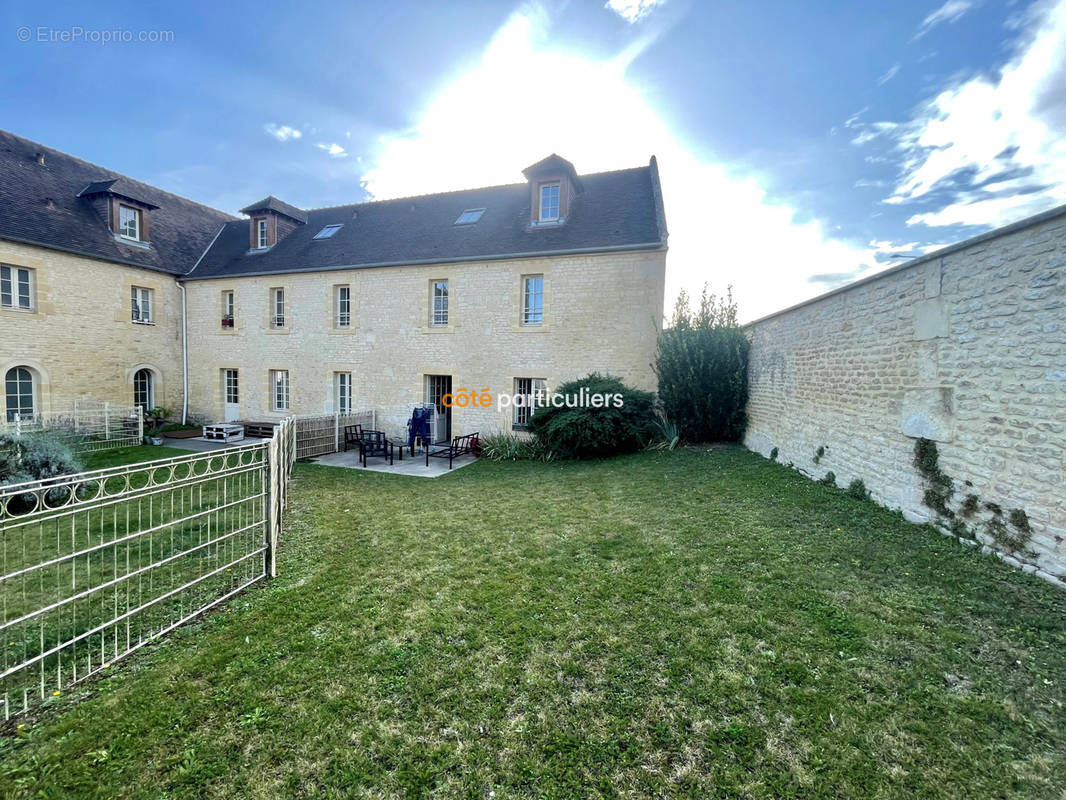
[81,444,199,471]
[2,448,1064,798]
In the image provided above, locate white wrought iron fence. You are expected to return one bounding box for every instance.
[1,401,143,453]
[293,410,375,460]
[0,419,297,719]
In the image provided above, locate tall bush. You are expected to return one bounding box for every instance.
[528,373,656,460]
[654,285,750,442]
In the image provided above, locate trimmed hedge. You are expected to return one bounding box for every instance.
[528,373,656,460]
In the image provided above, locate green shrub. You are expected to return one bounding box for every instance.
[0,432,82,486]
[528,373,656,460]
[819,471,837,488]
[479,433,548,462]
[646,410,680,451]
[846,479,869,500]
[654,286,749,443]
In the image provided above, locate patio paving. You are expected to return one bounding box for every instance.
[311,448,478,477]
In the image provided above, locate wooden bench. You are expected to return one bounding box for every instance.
[425,432,480,470]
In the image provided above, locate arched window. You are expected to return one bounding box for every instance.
[133,369,154,412]
[5,366,35,422]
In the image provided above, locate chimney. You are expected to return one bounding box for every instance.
[34,152,45,166]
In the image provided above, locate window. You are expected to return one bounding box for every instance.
[224,369,239,404]
[454,208,485,225]
[271,288,285,328]
[271,370,289,412]
[313,224,343,239]
[5,366,35,422]
[335,372,352,414]
[133,368,154,411]
[513,377,547,429]
[131,286,153,323]
[539,183,560,221]
[119,205,140,240]
[0,265,34,311]
[222,290,235,327]
[431,280,449,326]
[335,285,351,327]
[257,219,269,249]
[522,275,544,325]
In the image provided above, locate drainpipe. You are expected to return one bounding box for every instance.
[179,281,189,425]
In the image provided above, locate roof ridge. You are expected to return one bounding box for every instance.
[300,164,651,213]
[0,129,238,220]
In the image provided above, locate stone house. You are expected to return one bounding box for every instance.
[0,131,668,439]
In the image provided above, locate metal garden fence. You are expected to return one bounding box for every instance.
[1,401,144,453]
[0,416,297,719]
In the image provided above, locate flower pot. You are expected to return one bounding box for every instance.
[145,436,164,446]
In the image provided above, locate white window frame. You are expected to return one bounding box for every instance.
[5,366,35,423]
[271,370,289,412]
[513,377,547,428]
[431,280,449,326]
[335,372,352,414]
[119,205,140,240]
[539,183,560,221]
[131,286,153,324]
[1,265,34,311]
[335,285,351,328]
[224,369,239,405]
[271,288,285,328]
[257,219,269,249]
[522,275,544,325]
[222,290,235,326]
[133,368,154,412]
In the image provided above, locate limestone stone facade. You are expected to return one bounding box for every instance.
[0,239,183,417]
[183,249,666,436]
[744,207,1066,584]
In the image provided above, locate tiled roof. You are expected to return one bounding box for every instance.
[189,158,667,279]
[238,196,308,223]
[0,130,233,275]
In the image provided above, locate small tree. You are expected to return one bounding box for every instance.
[654,285,750,442]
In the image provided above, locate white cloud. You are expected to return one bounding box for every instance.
[263,123,302,142]
[889,0,1066,227]
[913,0,975,40]
[877,63,901,85]
[316,143,348,158]
[361,4,889,322]
[604,0,666,23]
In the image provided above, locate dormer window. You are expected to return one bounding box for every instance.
[256,219,269,249]
[119,205,140,240]
[539,184,560,222]
[523,154,581,227]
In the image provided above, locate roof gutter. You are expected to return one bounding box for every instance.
[178,240,668,282]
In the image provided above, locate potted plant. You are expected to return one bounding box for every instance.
[144,406,173,445]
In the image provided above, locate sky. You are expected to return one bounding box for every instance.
[2,0,1065,322]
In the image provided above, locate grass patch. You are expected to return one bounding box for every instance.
[2,447,1064,798]
[80,444,198,471]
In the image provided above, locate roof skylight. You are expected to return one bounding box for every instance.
[454,208,485,225]
[313,224,343,239]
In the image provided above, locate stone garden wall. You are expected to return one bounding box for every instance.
[744,206,1066,585]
